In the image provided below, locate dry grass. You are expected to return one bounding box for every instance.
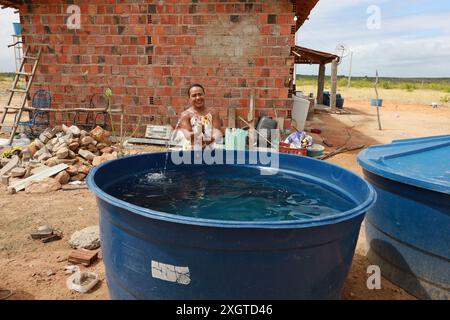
[298,84,450,107]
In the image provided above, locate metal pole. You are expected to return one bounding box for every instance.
[347,51,353,88]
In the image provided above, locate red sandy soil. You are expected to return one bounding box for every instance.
[1,99,448,300]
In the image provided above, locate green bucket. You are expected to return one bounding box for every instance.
[307,144,325,158]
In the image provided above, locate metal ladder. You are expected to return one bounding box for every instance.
[0,46,42,145]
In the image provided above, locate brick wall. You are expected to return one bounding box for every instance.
[19,0,296,135]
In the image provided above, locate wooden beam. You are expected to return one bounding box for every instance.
[228,107,236,128]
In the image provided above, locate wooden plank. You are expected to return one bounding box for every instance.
[228,107,236,128]
[5,106,120,113]
[276,117,284,131]
[9,163,68,192]
[247,91,255,149]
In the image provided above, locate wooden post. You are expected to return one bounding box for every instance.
[317,63,325,105]
[247,90,255,149]
[228,107,236,128]
[330,58,338,111]
[374,70,382,130]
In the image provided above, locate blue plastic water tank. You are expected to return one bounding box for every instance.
[358,135,450,300]
[88,151,376,299]
[12,22,22,36]
[323,91,344,108]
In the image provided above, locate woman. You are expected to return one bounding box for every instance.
[176,84,223,149]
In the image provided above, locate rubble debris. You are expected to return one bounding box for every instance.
[1,125,114,193]
[41,230,63,243]
[78,149,95,161]
[31,225,63,243]
[66,270,99,293]
[0,155,19,177]
[90,126,111,144]
[64,265,80,274]
[68,226,100,250]
[1,175,9,185]
[31,225,54,239]
[24,177,62,194]
[92,152,118,166]
[54,171,70,185]
[10,167,26,178]
[68,249,99,266]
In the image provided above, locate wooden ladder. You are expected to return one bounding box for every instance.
[0,46,42,145]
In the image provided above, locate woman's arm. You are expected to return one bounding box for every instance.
[178,111,195,143]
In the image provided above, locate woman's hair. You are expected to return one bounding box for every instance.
[188,83,205,96]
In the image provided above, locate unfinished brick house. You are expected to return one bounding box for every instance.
[1,0,319,134]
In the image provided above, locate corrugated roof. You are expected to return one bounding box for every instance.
[293,46,340,65]
[0,0,21,9]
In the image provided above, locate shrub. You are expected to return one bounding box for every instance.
[381,81,392,89]
[440,95,450,104]
[402,83,416,92]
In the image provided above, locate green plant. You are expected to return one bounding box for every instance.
[402,83,416,92]
[104,87,142,156]
[381,81,392,89]
[440,95,450,104]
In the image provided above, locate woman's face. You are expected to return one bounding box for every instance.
[189,86,205,109]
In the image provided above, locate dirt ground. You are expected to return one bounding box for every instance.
[1,85,449,299]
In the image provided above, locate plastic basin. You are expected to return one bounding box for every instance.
[88,150,376,299]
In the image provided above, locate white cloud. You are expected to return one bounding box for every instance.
[297,1,450,77]
[0,9,19,72]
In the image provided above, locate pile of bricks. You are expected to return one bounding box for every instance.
[0,125,117,191]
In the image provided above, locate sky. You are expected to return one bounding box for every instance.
[1,1,450,77]
[0,8,19,73]
[296,0,450,78]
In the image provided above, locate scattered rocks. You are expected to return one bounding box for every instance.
[30,225,63,243]
[10,167,26,178]
[68,141,80,151]
[46,270,56,277]
[78,149,95,161]
[56,147,69,159]
[55,170,70,185]
[70,173,86,181]
[30,225,54,239]
[68,125,81,137]
[25,177,62,194]
[68,226,100,250]
[92,152,118,166]
[90,126,111,144]
[81,136,94,146]
[1,125,114,193]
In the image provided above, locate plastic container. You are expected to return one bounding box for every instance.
[370,99,382,107]
[256,116,278,147]
[323,92,344,108]
[292,95,310,131]
[12,22,22,36]
[87,150,376,299]
[358,135,450,300]
[279,142,307,156]
[66,270,99,293]
[307,144,325,158]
